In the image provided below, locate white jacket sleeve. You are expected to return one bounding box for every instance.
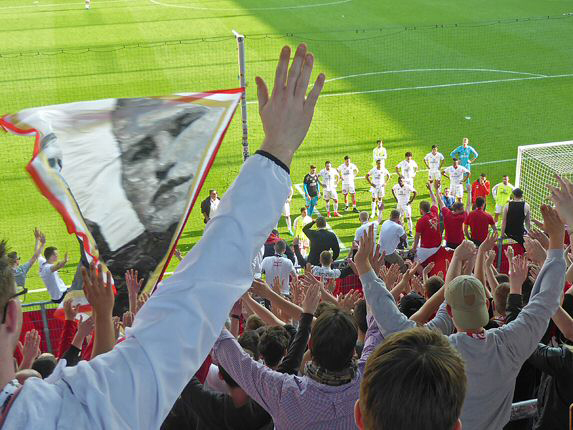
[7,153,291,430]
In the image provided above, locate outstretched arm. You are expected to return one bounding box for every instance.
[27,228,46,267]
[55,44,324,430]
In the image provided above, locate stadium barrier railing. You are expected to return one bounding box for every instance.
[21,301,63,354]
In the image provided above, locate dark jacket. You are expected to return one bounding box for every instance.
[528,344,573,430]
[161,377,272,430]
[276,313,313,375]
[302,221,340,266]
[263,232,295,264]
[200,196,220,222]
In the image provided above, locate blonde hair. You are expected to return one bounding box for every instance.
[320,250,333,266]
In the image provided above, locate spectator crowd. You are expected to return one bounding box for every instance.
[0,44,572,430]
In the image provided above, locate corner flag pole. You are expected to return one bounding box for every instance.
[233,30,249,161]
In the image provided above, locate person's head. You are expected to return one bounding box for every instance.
[452,157,460,168]
[316,217,327,229]
[6,252,20,269]
[475,197,485,209]
[512,188,523,199]
[359,211,369,223]
[445,275,490,331]
[424,276,444,300]
[219,363,251,407]
[495,274,509,284]
[356,328,466,430]
[0,241,22,357]
[389,210,401,223]
[431,144,438,154]
[375,158,381,168]
[377,139,383,147]
[462,137,469,147]
[444,188,451,197]
[44,246,58,263]
[274,239,287,255]
[259,326,290,368]
[246,314,265,331]
[502,175,509,185]
[419,201,431,215]
[300,207,308,217]
[405,151,412,161]
[325,161,331,170]
[32,353,57,379]
[479,173,487,183]
[310,164,316,174]
[320,250,333,267]
[398,293,425,318]
[310,308,357,371]
[354,300,367,336]
[451,202,465,214]
[314,301,337,318]
[493,282,510,317]
[344,155,350,166]
[397,176,405,187]
[209,189,218,200]
[15,368,42,385]
[238,330,260,361]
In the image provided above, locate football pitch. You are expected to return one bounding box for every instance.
[1,0,573,303]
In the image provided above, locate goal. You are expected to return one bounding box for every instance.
[516,141,573,222]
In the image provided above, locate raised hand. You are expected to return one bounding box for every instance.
[122,311,134,329]
[20,329,41,369]
[455,240,478,262]
[369,244,386,278]
[410,275,424,296]
[136,292,150,314]
[63,298,79,321]
[76,315,94,339]
[540,204,565,249]
[422,261,435,281]
[250,278,272,299]
[478,231,498,254]
[337,290,362,313]
[125,269,143,298]
[257,44,326,167]
[82,263,115,319]
[547,175,573,228]
[524,237,547,266]
[528,229,549,250]
[301,280,321,315]
[379,264,401,289]
[505,245,515,263]
[509,254,528,292]
[272,277,283,294]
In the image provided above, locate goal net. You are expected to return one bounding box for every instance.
[516,141,573,222]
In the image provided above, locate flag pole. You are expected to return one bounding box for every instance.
[233,30,249,161]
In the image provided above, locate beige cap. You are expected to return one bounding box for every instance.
[445,275,489,330]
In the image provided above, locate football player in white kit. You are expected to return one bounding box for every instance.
[395,151,418,188]
[442,158,470,202]
[372,139,387,167]
[338,155,359,212]
[423,145,445,188]
[366,158,390,218]
[319,161,341,218]
[282,187,294,235]
[392,176,417,236]
[85,0,91,9]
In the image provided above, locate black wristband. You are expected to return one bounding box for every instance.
[255,150,290,175]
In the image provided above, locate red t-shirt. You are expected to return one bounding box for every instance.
[471,180,491,204]
[416,205,442,248]
[442,207,466,245]
[465,208,495,242]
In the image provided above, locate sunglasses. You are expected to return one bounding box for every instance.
[1,288,27,324]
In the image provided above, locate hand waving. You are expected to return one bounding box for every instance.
[257,44,326,167]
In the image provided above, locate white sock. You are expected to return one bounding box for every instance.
[286,217,292,231]
[334,201,338,212]
[408,218,413,233]
[326,201,330,212]
[371,201,376,216]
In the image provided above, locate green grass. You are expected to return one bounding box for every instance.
[1,0,573,302]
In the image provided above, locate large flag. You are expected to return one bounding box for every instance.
[1,90,243,308]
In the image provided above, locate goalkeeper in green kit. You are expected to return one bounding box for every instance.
[492,175,515,224]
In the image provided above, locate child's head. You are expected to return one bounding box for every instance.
[493,283,510,317]
[320,250,333,267]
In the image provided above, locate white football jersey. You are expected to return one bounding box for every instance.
[368,167,389,187]
[338,163,358,184]
[392,183,415,205]
[424,152,445,170]
[444,165,470,185]
[397,159,418,179]
[319,168,339,191]
[373,147,387,163]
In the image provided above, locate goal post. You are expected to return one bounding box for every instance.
[516,141,573,222]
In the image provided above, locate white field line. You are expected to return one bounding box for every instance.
[149,0,352,11]
[0,0,135,9]
[293,183,348,250]
[245,73,573,104]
